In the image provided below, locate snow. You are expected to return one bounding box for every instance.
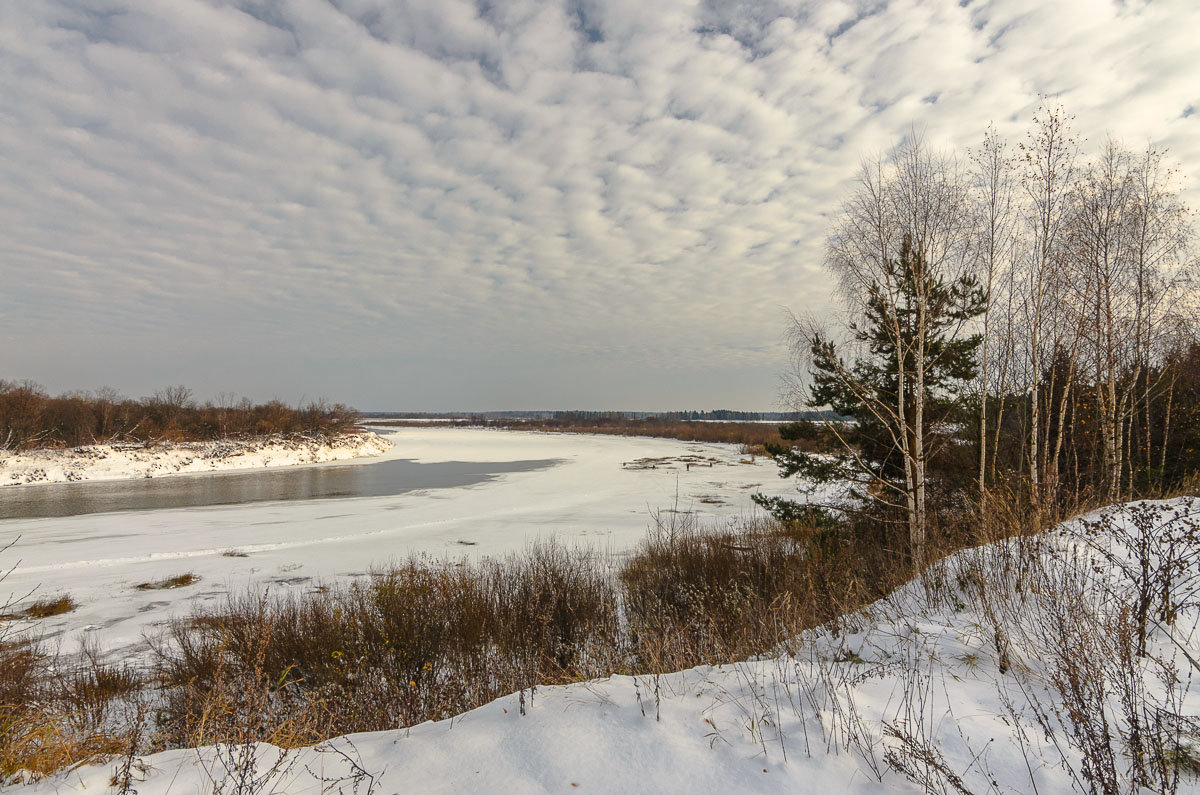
[0,432,393,486]
[0,426,802,658]
[14,497,1200,794]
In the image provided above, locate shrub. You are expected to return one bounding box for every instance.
[620,512,897,669]
[5,487,1192,784]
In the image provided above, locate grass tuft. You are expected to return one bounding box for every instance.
[135,573,199,591]
[21,596,77,619]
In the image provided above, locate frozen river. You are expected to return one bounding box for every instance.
[1,426,798,658]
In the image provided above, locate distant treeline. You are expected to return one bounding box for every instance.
[0,381,357,451]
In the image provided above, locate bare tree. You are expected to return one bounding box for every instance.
[969,124,1018,502]
[92,386,122,441]
[1127,146,1192,490]
[149,385,194,432]
[1017,104,1078,506]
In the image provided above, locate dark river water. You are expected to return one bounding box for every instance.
[0,457,559,520]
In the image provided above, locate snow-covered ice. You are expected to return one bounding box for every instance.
[1,426,799,658]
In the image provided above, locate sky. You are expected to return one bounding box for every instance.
[1,0,1197,412]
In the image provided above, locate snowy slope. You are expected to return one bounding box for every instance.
[15,498,1200,794]
[0,432,392,486]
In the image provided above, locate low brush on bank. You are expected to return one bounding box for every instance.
[375,417,823,455]
[135,574,199,591]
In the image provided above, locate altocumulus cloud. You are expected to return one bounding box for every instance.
[0,0,1197,409]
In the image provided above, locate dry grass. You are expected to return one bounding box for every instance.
[0,639,142,782]
[142,511,913,750]
[378,417,823,455]
[0,507,957,781]
[921,498,1200,793]
[152,543,622,745]
[621,512,897,669]
[135,573,199,590]
[19,596,77,619]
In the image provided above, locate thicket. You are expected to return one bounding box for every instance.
[0,382,357,451]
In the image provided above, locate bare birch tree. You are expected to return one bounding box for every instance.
[1065,141,1191,498]
[969,125,1018,502]
[1018,104,1078,506]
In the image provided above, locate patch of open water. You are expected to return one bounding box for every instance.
[0,458,559,520]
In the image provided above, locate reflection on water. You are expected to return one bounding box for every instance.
[0,458,558,520]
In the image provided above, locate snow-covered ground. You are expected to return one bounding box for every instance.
[0,432,392,486]
[15,498,1200,794]
[1,426,800,658]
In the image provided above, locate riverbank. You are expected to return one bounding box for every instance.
[8,498,1198,792]
[0,431,392,486]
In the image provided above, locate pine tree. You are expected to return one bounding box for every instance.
[756,233,986,555]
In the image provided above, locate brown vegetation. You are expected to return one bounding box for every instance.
[135,574,199,591]
[378,416,823,455]
[0,640,139,782]
[2,104,1197,786]
[0,382,357,451]
[18,596,77,620]
[3,479,1199,787]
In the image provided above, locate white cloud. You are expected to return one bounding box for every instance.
[1,0,1197,409]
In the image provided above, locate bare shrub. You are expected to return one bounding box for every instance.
[0,639,142,783]
[939,498,1200,794]
[1073,498,1200,654]
[7,492,1199,790]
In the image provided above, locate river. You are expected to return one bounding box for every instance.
[0,457,557,520]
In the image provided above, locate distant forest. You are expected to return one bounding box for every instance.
[0,381,357,451]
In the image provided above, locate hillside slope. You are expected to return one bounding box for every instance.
[14,498,1200,794]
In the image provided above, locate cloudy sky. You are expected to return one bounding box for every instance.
[1,0,1197,411]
